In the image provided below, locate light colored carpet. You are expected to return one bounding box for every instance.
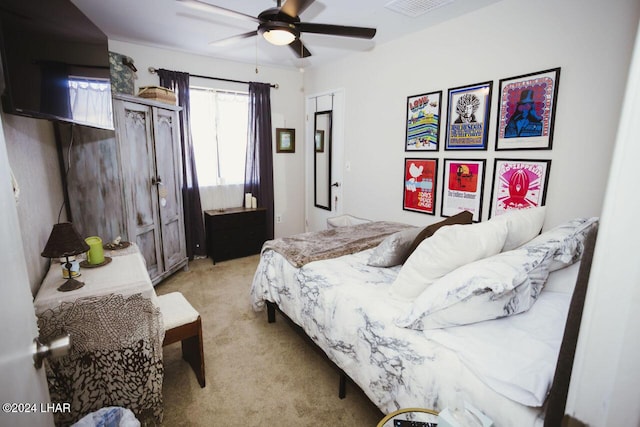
[155,255,383,426]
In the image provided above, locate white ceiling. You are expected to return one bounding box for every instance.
[71,0,501,70]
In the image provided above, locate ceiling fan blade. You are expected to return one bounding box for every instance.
[176,0,260,23]
[281,0,315,18]
[289,38,312,58]
[209,30,258,46]
[298,22,376,39]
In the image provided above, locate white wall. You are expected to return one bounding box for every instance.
[303,0,640,231]
[2,113,65,295]
[565,26,640,426]
[0,114,54,427]
[108,40,307,238]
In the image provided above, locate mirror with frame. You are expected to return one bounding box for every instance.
[314,110,332,210]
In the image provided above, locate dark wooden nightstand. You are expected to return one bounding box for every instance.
[204,207,267,263]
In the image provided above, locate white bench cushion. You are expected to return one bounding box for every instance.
[157,292,199,330]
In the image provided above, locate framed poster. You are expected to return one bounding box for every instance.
[441,159,486,222]
[276,128,295,153]
[405,91,442,151]
[403,158,438,215]
[495,67,561,150]
[445,81,492,150]
[489,158,551,218]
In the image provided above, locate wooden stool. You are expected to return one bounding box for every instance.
[157,292,206,387]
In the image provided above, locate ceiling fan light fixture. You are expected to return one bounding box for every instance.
[259,22,298,45]
[263,29,296,45]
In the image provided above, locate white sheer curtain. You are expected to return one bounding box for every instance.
[198,184,245,211]
[68,79,113,128]
[190,87,248,211]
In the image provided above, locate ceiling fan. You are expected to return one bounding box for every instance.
[177,0,377,58]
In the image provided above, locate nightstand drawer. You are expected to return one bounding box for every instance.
[208,209,266,230]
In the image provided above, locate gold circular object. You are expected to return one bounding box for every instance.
[377,408,439,427]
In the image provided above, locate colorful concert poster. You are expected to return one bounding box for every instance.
[445,81,492,150]
[495,68,560,150]
[441,159,486,222]
[403,158,438,215]
[405,91,442,151]
[490,159,551,217]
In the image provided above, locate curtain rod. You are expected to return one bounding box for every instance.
[148,67,278,89]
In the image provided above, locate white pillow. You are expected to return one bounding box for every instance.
[389,220,508,300]
[395,246,553,330]
[491,206,546,251]
[523,216,598,271]
[366,227,422,267]
[395,217,598,330]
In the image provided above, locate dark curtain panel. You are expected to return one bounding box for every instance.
[245,82,274,240]
[157,69,206,259]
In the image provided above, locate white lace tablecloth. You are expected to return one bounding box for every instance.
[34,245,164,426]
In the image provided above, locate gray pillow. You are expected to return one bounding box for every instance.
[366,227,422,267]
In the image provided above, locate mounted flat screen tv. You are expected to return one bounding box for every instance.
[0,0,114,130]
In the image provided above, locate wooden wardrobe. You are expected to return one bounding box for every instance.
[58,94,187,284]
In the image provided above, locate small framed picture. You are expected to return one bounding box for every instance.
[276,128,295,153]
[495,67,561,150]
[314,130,325,152]
[489,158,551,218]
[403,158,438,215]
[405,91,442,151]
[441,159,486,222]
[445,81,493,150]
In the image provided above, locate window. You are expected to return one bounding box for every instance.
[68,77,113,129]
[189,87,248,186]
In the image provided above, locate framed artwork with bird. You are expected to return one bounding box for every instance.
[403,158,438,215]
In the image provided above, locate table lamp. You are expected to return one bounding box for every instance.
[41,222,90,292]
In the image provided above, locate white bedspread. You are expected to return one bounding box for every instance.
[425,286,573,406]
[250,249,578,426]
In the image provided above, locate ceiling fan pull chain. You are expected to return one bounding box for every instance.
[255,36,259,74]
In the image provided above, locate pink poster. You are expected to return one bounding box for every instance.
[491,159,551,217]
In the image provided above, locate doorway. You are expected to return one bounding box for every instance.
[305,90,345,232]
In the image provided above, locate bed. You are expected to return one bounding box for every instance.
[250,208,598,427]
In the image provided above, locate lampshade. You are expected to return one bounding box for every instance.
[41,222,90,259]
[259,22,298,46]
[263,29,296,45]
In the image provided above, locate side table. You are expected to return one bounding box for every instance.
[204,207,267,263]
[34,245,164,425]
[377,408,439,427]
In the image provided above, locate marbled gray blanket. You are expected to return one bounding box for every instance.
[262,221,413,267]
